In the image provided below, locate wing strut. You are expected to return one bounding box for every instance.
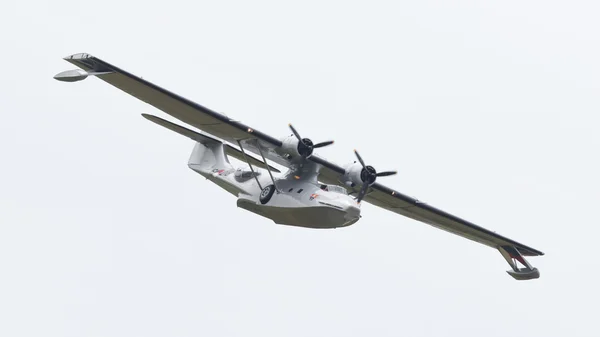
[236,140,263,191]
[498,246,540,280]
[255,141,280,192]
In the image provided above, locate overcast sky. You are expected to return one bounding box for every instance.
[1,1,599,336]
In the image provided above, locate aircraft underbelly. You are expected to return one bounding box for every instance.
[237,198,359,229]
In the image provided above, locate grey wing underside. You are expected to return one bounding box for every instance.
[63,53,290,167]
[311,158,544,258]
[61,53,543,279]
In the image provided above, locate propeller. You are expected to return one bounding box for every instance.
[289,124,334,158]
[354,149,397,203]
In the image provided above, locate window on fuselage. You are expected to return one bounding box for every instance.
[326,185,348,195]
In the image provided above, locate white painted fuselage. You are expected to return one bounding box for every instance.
[187,142,361,229]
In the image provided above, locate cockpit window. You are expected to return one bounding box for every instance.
[323,185,348,195]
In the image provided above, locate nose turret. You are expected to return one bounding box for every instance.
[345,204,361,222]
[330,198,361,224]
[313,187,362,227]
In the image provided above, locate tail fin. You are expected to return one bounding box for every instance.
[188,141,233,173]
[141,113,231,173]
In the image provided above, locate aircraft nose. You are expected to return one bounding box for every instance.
[344,203,361,220]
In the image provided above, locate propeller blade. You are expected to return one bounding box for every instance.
[356,183,370,203]
[288,124,303,143]
[354,150,367,169]
[376,171,397,177]
[313,140,334,148]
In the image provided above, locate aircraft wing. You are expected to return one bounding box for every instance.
[61,53,291,167]
[311,155,543,280]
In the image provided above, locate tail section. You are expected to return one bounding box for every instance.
[188,141,233,175]
[142,113,280,172]
[188,141,259,196]
[142,113,270,196]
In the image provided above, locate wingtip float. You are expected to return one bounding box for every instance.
[54,69,113,82]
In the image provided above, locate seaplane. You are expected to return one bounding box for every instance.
[55,53,543,280]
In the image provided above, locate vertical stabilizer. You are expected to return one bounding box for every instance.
[188,142,233,174]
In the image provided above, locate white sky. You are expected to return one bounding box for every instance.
[1,1,599,336]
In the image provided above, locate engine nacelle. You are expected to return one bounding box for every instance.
[275,135,314,162]
[342,162,377,187]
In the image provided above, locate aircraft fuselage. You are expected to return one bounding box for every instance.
[187,142,361,229]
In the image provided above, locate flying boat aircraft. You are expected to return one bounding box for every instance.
[55,53,543,280]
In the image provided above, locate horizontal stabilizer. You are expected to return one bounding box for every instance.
[142,114,280,173]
